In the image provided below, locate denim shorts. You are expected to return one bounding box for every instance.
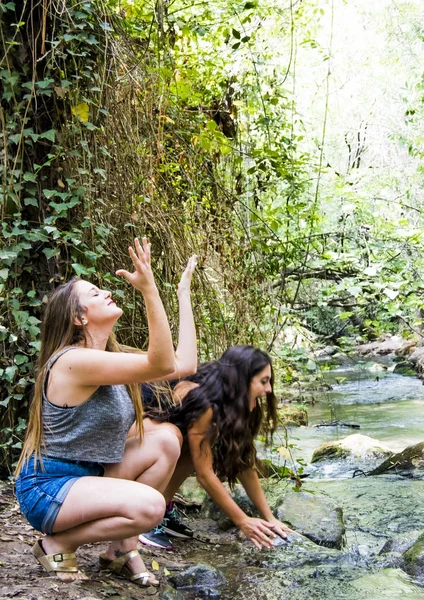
[15,455,104,534]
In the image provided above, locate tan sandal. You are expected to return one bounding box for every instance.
[99,550,159,587]
[32,539,83,578]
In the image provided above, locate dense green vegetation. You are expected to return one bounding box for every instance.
[1,0,424,473]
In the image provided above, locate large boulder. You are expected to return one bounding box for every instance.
[311,434,393,463]
[403,532,424,577]
[369,442,424,476]
[274,490,345,549]
[355,335,406,357]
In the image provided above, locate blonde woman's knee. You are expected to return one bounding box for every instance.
[132,486,166,530]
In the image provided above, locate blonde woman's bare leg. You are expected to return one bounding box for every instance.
[40,476,165,583]
[105,419,182,494]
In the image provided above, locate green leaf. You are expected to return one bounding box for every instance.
[43,248,60,259]
[72,263,90,276]
[39,129,56,142]
[23,172,37,182]
[43,189,59,199]
[36,78,55,89]
[232,29,241,39]
[0,268,9,281]
[4,366,17,383]
[14,354,29,365]
[9,133,21,144]
[12,310,29,326]
[24,197,38,207]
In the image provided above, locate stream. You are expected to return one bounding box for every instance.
[174,361,424,599]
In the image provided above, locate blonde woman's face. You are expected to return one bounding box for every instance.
[249,364,272,411]
[76,280,123,326]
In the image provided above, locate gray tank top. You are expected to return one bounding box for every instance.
[42,347,135,463]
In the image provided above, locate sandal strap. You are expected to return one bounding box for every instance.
[103,549,139,574]
[130,571,150,584]
[38,551,78,573]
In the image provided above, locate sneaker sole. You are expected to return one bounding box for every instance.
[162,526,193,540]
[138,534,173,550]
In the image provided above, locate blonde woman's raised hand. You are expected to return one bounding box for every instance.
[177,254,198,297]
[116,237,156,293]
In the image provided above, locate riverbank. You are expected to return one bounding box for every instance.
[2,357,424,599]
[1,473,424,600]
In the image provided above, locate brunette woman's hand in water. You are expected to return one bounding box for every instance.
[239,517,279,550]
[267,516,296,540]
[116,237,156,293]
[177,254,198,297]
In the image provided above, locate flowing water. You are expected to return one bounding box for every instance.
[176,361,424,599]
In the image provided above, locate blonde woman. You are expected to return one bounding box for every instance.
[15,238,196,586]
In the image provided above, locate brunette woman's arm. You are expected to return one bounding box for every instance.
[155,255,198,382]
[237,468,295,539]
[188,409,278,550]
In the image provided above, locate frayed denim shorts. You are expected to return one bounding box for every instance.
[15,455,104,534]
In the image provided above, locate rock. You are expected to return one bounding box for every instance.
[160,585,186,600]
[352,568,420,595]
[392,361,416,376]
[407,347,424,364]
[379,530,422,554]
[274,490,345,549]
[369,442,424,476]
[201,484,259,530]
[311,434,393,463]
[169,563,226,590]
[395,339,418,358]
[177,476,207,506]
[277,405,308,426]
[355,335,406,357]
[403,532,424,577]
[366,362,387,372]
[407,347,424,379]
[319,346,338,357]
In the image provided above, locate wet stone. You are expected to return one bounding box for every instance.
[403,532,424,578]
[311,434,393,463]
[274,490,345,549]
[369,441,424,476]
[160,585,186,600]
[379,530,422,554]
[169,563,226,591]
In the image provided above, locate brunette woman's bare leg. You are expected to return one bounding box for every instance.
[163,445,195,503]
[41,477,165,583]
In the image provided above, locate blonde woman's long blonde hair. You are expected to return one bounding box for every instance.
[15,277,144,475]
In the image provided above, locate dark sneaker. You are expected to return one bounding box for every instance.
[139,525,174,550]
[162,503,194,539]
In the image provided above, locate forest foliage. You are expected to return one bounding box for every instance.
[1,0,424,473]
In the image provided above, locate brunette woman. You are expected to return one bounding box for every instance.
[140,345,294,551]
[15,238,195,586]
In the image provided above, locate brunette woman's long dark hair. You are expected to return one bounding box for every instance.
[147,345,278,487]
